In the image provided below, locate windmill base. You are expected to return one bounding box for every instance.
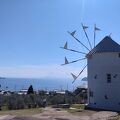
[85,105,120,112]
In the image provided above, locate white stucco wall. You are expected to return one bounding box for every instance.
[87,52,120,111]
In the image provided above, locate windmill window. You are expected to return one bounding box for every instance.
[107,74,111,83]
[94,74,97,79]
[104,94,108,100]
[89,91,93,97]
[113,74,117,78]
[118,53,120,57]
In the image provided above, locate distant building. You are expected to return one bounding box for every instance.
[55,91,65,95]
[0,90,5,95]
[52,89,66,95]
[18,89,28,95]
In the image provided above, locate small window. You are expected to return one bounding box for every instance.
[107,74,111,83]
[94,74,97,79]
[89,91,93,97]
[118,53,120,57]
[113,74,117,78]
[104,94,108,100]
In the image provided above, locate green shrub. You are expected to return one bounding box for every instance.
[8,94,25,110]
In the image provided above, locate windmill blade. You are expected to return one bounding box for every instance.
[61,58,86,66]
[65,48,86,54]
[71,73,77,81]
[60,47,86,54]
[94,24,96,47]
[67,31,90,51]
[82,25,88,29]
[81,23,92,50]
[72,64,87,83]
[69,58,86,64]
[77,64,87,77]
[109,33,112,37]
[65,57,69,64]
[70,30,76,36]
[64,42,68,49]
[61,57,69,66]
[94,24,101,47]
[95,26,101,31]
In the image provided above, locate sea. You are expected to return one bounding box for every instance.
[0,78,87,91]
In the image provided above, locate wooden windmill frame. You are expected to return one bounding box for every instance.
[61,23,100,83]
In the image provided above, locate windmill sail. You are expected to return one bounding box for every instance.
[60,46,86,54]
[61,58,86,66]
[65,57,69,64]
[94,24,101,47]
[64,42,68,49]
[61,57,69,65]
[82,25,88,30]
[72,65,87,83]
[78,65,87,77]
[65,48,86,54]
[68,31,90,51]
[81,23,92,50]
[61,24,101,84]
[95,27,101,31]
[70,58,86,64]
[70,30,76,36]
[71,73,77,81]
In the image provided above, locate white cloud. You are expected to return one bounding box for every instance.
[0,64,87,79]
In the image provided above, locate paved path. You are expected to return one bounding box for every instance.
[33,107,90,120]
[0,115,15,120]
[0,107,119,120]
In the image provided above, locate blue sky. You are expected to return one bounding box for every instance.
[0,0,120,78]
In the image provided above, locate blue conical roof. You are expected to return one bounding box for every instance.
[88,36,120,55]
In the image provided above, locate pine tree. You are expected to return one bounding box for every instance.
[27,85,34,94]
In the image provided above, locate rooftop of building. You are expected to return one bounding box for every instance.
[88,36,120,55]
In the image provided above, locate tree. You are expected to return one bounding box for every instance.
[27,85,34,94]
[73,87,87,104]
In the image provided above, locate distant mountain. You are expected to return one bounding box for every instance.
[0,77,6,79]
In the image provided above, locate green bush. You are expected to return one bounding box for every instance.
[0,88,87,110]
[8,94,25,110]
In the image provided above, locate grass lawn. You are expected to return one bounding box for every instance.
[71,104,85,109]
[0,108,42,115]
[66,104,85,113]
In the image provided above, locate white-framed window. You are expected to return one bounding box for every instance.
[89,90,93,97]
[107,74,111,83]
[113,74,117,78]
[118,53,120,57]
[104,94,108,100]
[94,74,97,79]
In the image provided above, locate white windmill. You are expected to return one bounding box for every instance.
[61,24,120,111]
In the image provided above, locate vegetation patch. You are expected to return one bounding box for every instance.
[0,86,87,113]
[71,104,85,109]
[64,104,85,113]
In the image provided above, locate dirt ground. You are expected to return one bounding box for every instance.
[0,107,119,120]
